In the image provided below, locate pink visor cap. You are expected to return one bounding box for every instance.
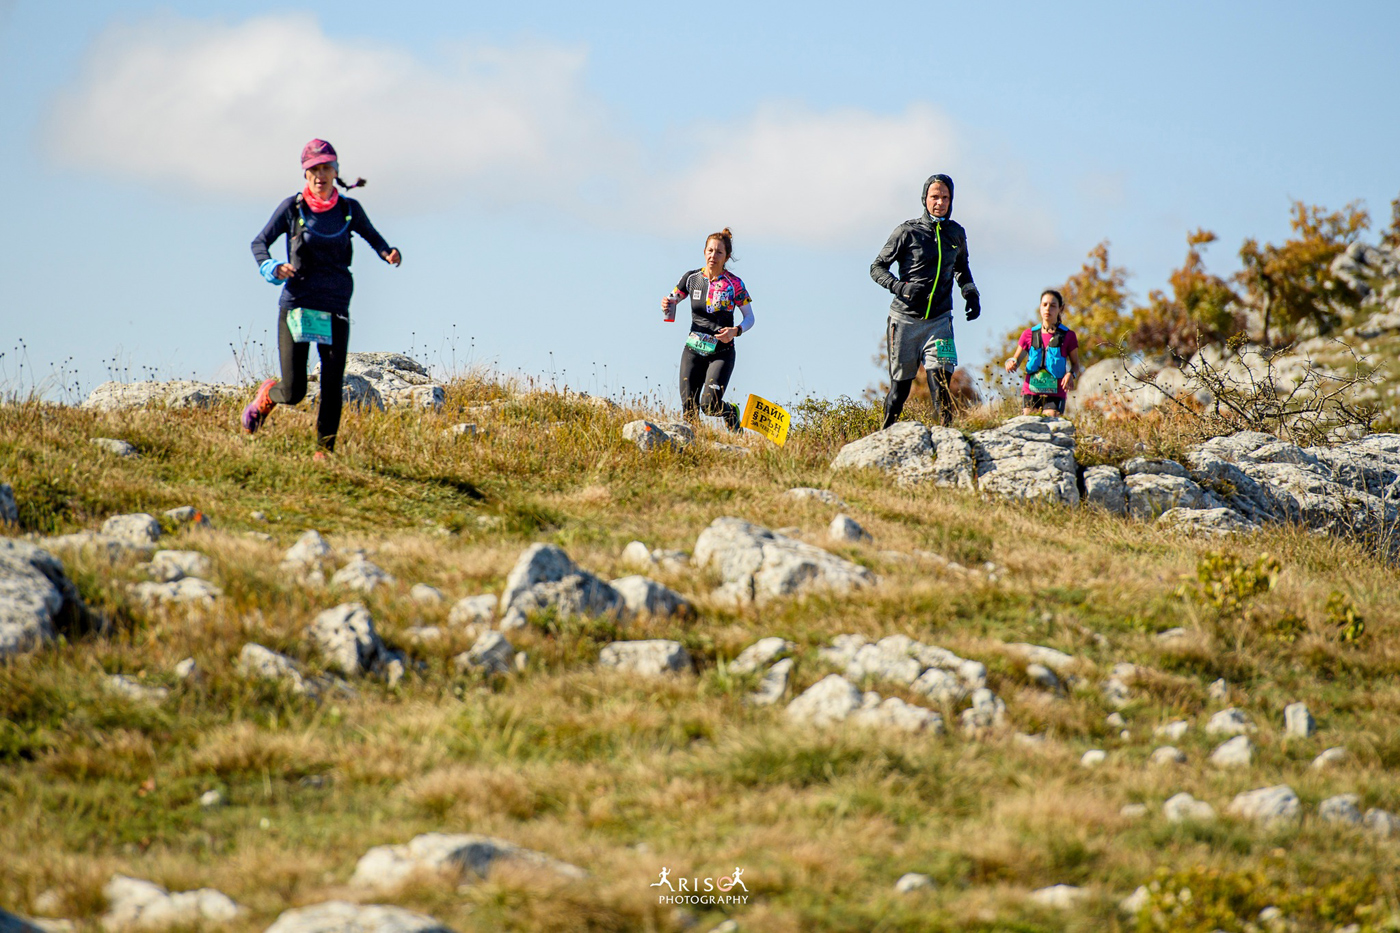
[301,139,338,170]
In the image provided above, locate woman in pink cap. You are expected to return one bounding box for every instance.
[243,139,401,456]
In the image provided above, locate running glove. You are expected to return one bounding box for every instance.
[963,286,981,321]
[895,281,927,304]
[259,259,285,284]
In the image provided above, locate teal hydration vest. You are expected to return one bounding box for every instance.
[1025,324,1069,394]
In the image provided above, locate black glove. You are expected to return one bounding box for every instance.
[896,281,928,305]
[964,288,981,321]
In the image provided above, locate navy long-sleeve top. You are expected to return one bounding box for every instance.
[250,195,393,317]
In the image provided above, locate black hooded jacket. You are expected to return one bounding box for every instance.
[870,173,977,320]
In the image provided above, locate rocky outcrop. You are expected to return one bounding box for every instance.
[971,417,1078,506]
[0,540,88,658]
[264,903,455,933]
[100,874,239,930]
[81,381,243,412]
[307,603,399,677]
[693,517,877,604]
[830,422,974,488]
[621,420,694,452]
[598,640,691,676]
[349,832,584,893]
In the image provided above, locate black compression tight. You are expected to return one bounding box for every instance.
[881,368,953,429]
[679,346,742,432]
[269,309,351,451]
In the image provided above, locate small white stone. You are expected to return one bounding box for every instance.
[1080,749,1107,767]
[409,583,444,604]
[1311,747,1348,770]
[199,789,225,808]
[1283,702,1315,738]
[828,514,870,543]
[1209,735,1254,768]
[894,872,934,894]
[174,658,198,680]
[1163,792,1216,823]
[1105,712,1126,728]
[1120,885,1149,915]
[1153,719,1189,740]
[1318,794,1362,825]
[1120,803,1149,819]
[1204,707,1254,736]
[1155,627,1189,642]
[1029,884,1087,909]
[1149,746,1187,767]
[1208,678,1229,700]
[1026,663,1061,692]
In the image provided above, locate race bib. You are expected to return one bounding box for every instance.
[686,331,719,355]
[932,338,958,364]
[287,308,334,345]
[1028,369,1060,393]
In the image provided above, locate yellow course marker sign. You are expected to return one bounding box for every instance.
[741,394,790,446]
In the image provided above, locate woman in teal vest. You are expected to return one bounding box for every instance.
[1003,289,1082,416]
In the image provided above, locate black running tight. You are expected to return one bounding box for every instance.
[269,309,351,451]
[679,346,741,431]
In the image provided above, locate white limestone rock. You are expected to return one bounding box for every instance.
[828,514,870,543]
[499,543,577,616]
[694,517,876,605]
[454,632,514,675]
[283,531,332,567]
[147,550,211,583]
[101,514,161,545]
[785,487,845,506]
[348,832,585,894]
[610,575,691,617]
[1209,735,1254,768]
[785,674,862,726]
[1082,465,1126,515]
[409,583,444,605]
[730,636,795,675]
[598,639,691,677]
[850,696,945,734]
[263,902,455,933]
[307,603,396,677]
[894,873,934,894]
[1156,507,1259,536]
[92,438,139,458]
[1029,885,1087,909]
[0,539,87,658]
[105,675,169,705]
[1319,794,1362,826]
[830,421,975,489]
[1311,747,1349,770]
[1283,702,1315,738]
[132,578,222,606]
[1205,708,1255,737]
[1080,749,1107,767]
[330,558,395,594]
[1227,785,1299,825]
[622,420,689,452]
[81,381,243,412]
[748,657,792,707]
[970,416,1078,507]
[1149,746,1188,767]
[100,874,239,931]
[447,594,496,627]
[959,688,1007,734]
[1163,792,1216,823]
[1153,720,1189,741]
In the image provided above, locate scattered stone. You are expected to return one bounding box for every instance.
[100,874,240,931]
[748,658,792,707]
[250,511,267,523]
[1157,507,1258,536]
[0,483,17,525]
[101,514,162,545]
[833,634,984,701]
[443,423,477,438]
[786,675,862,726]
[598,640,691,677]
[237,644,322,697]
[785,487,845,506]
[409,584,444,605]
[1120,885,1149,916]
[132,578,222,606]
[1227,785,1300,825]
[307,603,397,677]
[81,380,243,412]
[447,595,495,627]
[1154,720,1189,741]
[199,789,224,808]
[349,832,584,893]
[959,688,1007,735]
[894,873,934,894]
[1208,678,1229,700]
[105,674,169,705]
[147,550,211,583]
[40,532,153,562]
[283,531,332,567]
[1106,712,1126,728]
[1025,663,1061,693]
[1081,749,1107,767]
[501,566,623,631]
[620,540,655,569]
[91,438,139,458]
[1154,627,1190,643]
[1319,794,1363,826]
[1363,808,1400,838]
[263,902,455,933]
[499,543,578,616]
[1283,702,1315,738]
[971,417,1078,507]
[730,637,795,674]
[1120,803,1150,820]
[1149,746,1187,767]
[1009,643,1076,674]
[827,514,870,543]
[693,517,876,605]
[162,506,209,527]
[1082,465,1127,515]
[1209,735,1254,768]
[851,696,945,734]
[1029,885,1087,909]
[330,557,395,593]
[830,421,975,489]
[1102,676,1131,709]
[622,420,689,452]
[174,658,198,680]
[1205,707,1255,736]
[1163,792,1216,823]
[404,626,442,643]
[610,575,691,617]
[454,632,514,675]
[1311,747,1348,769]
[0,539,88,659]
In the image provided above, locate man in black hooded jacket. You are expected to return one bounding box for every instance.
[870,173,980,427]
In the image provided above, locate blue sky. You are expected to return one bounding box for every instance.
[1,1,1397,408]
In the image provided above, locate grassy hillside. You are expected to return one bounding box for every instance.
[2,380,1399,933]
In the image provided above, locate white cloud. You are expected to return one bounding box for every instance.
[45,13,1055,253]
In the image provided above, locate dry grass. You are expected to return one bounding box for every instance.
[3,380,1400,932]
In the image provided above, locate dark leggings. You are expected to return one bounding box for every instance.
[679,346,742,431]
[881,368,953,429]
[270,309,351,451]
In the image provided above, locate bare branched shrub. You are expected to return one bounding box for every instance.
[1122,333,1381,445]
